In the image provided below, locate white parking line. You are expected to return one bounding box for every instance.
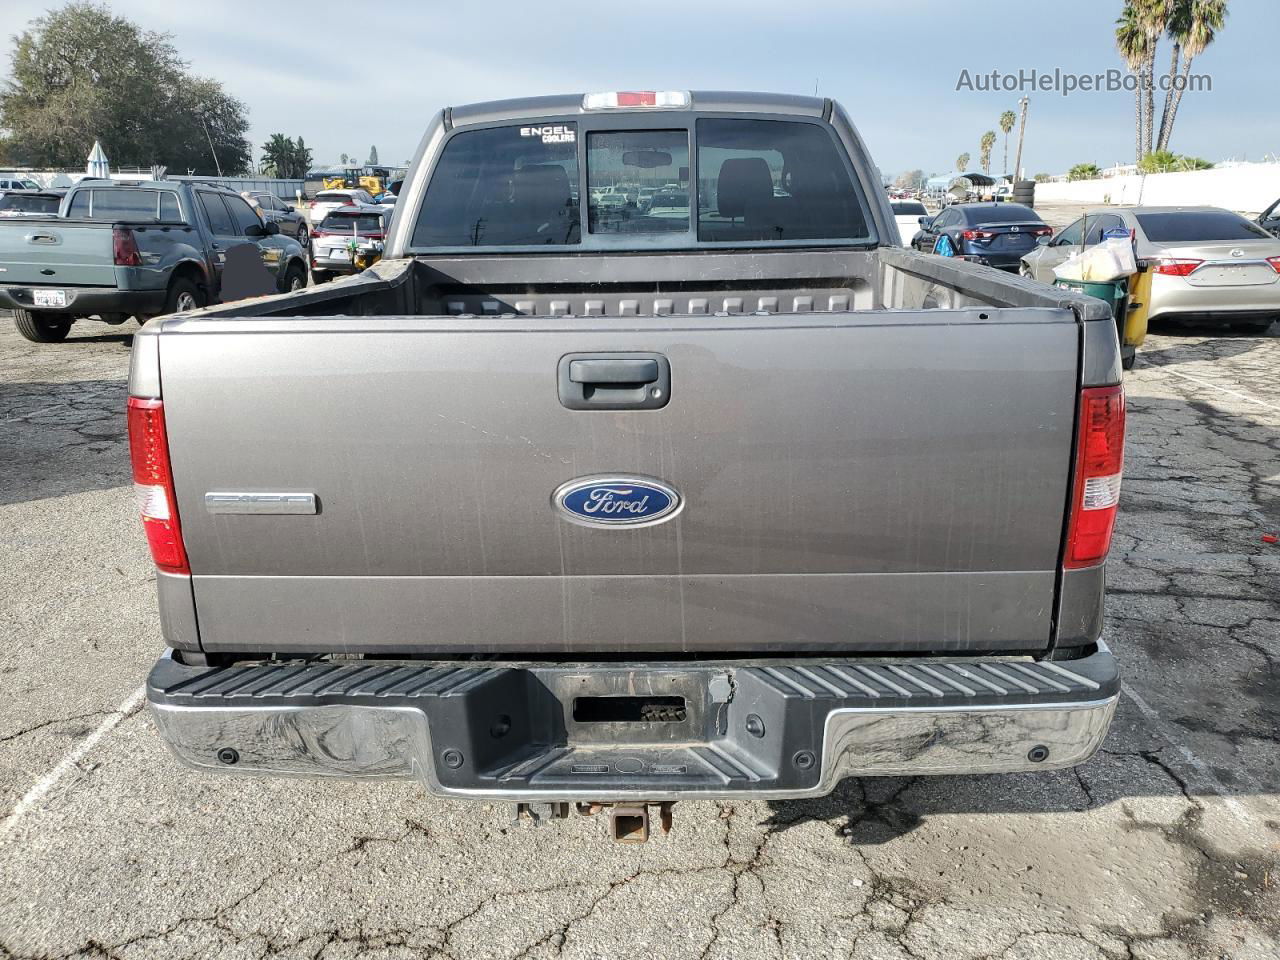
[1158,367,1280,414]
[0,685,146,841]
[1121,681,1262,826]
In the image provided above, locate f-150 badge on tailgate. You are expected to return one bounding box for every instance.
[553,476,681,528]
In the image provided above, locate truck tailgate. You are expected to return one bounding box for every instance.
[160,310,1079,655]
[0,221,117,287]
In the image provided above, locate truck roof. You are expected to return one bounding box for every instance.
[448,90,828,127]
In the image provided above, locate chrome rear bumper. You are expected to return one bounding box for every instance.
[148,645,1119,801]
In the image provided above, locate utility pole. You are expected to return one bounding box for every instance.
[199,114,223,177]
[1011,97,1029,182]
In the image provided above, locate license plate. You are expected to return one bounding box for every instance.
[33,289,66,307]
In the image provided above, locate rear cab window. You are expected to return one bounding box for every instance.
[67,188,184,221]
[0,194,60,215]
[409,115,876,251]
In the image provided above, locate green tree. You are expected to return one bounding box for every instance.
[1033,172,1052,182]
[1115,2,1157,162]
[979,131,997,175]
[1067,163,1102,181]
[1157,0,1227,151]
[998,110,1016,176]
[956,152,970,173]
[894,169,925,191]
[1118,0,1229,161]
[260,134,312,179]
[368,145,379,165]
[1138,150,1212,172]
[293,137,313,177]
[0,2,249,174]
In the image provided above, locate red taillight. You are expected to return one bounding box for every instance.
[127,396,188,574]
[113,227,142,266]
[962,229,995,240]
[1150,258,1202,276]
[1064,385,1125,569]
[1033,226,1053,237]
[341,199,354,206]
[1267,256,1280,273]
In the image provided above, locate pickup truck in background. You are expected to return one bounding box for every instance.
[133,91,1126,842]
[0,180,308,343]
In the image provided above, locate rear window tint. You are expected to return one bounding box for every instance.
[412,124,580,247]
[961,204,1041,224]
[67,188,179,220]
[1136,210,1271,242]
[320,213,384,234]
[0,194,60,214]
[696,119,871,243]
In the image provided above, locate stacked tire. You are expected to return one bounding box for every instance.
[1012,180,1036,207]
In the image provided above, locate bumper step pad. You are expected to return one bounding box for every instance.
[148,649,1119,800]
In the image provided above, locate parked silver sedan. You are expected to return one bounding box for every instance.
[1022,206,1280,332]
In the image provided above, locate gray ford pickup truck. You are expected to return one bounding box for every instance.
[132,91,1125,841]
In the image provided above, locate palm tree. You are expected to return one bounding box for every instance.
[956,152,970,173]
[1139,1,1174,156]
[1157,0,1227,151]
[260,133,295,178]
[1116,3,1154,162]
[979,131,997,175]
[998,110,1016,176]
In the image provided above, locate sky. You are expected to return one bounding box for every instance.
[2,0,1277,178]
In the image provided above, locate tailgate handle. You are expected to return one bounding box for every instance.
[569,358,659,385]
[558,353,670,411]
[27,233,59,245]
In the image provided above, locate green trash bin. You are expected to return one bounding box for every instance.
[1053,277,1135,370]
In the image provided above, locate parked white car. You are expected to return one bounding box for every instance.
[306,189,378,230]
[890,199,929,245]
[310,207,390,281]
[0,176,41,191]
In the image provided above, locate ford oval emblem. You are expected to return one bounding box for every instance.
[553,476,681,528]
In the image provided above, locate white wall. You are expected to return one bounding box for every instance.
[1035,163,1280,215]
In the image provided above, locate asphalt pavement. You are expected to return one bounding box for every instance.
[0,310,1277,960]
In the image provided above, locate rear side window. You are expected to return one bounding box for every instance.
[159,193,181,221]
[198,193,236,235]
[696,119,871,243]
[1136,210,1271,242]
[412,124,580,247]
